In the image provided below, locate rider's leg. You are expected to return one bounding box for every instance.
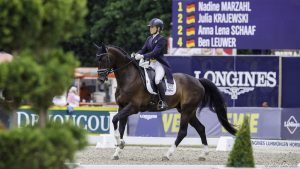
[157,81,168,109]
[153,62,165,85]
[153,61,168,110]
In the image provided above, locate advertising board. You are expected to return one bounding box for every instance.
[282,57,300,108]
[281,108,300,140]
[17,107,116,134]
[128,107,282,139]
[167,56,279,107]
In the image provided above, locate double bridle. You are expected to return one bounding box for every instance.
[97,51,134,82]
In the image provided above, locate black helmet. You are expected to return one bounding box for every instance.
[148,18,164,31]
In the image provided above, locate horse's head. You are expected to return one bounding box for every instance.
[94,43,111,83]
[95,43,135,83]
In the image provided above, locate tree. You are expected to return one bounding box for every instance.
[0,51,79,129]
[28,49,79,127]
[38,0,87,49]
[62,0,172,66]
[0,55,43,127]
[227,116,255,167]
[0,0,87,53]
[0,0,44,52]
[0,0,86,127]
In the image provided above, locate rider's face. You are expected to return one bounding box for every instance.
[150,26,158,34]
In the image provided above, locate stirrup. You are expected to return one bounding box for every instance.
[158,100,168,110]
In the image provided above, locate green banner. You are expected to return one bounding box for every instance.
[17,107,116,134]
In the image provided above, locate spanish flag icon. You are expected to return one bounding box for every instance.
[186,39,195,48]
[186,3,196,13]
[186,15,195,24]
[186,27,195,36]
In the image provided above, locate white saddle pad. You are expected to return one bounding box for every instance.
[144,68,176,96]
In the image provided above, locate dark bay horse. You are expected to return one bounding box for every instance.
[96,44,236,161]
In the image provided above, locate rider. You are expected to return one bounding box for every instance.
[133,18,173,110]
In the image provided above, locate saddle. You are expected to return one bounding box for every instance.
[138,59,176,96]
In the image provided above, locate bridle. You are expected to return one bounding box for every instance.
[97,51,134,82]
[95,44,147,89]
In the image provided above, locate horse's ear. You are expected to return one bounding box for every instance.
[101,43,107,53]
[93,42,101,49]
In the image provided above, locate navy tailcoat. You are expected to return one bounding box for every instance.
[138,34,173,83]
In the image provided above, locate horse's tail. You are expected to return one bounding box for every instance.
[199,78,237,136]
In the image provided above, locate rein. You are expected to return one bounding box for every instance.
[97,45,136,74]
[97,52,134,77]
[97,45,146,88]
[98,57,134,74]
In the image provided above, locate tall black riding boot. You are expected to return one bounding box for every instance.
[157,82,168,110]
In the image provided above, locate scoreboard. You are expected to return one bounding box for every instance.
[172,0,300,49]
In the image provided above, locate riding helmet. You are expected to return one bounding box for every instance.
[148,18,164,30]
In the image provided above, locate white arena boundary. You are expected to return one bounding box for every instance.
[88,135,300,150]
[74,165,300,169]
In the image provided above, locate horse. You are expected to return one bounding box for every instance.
[95,43,237,161]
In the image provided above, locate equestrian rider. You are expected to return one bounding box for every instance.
[132,18,173,110]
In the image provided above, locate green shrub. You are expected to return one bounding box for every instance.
[0,121,6,130]
[0,122,87,169]
[227,116,255,167]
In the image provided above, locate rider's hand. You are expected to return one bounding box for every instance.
[139,59,150,68]
[135,53,144,60]
[130,53,136,58]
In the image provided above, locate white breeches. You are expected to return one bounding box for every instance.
[150,61,165,84]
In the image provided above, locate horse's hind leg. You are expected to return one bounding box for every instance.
[162,111,191,161]
[189,115,209,161]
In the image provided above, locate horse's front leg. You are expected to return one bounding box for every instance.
[112,103,137,160]
[112,106,124,148]
[118,116,128,149]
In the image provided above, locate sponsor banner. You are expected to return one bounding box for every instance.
[128,107,281,139]
[128,112,165,137]
[252,139,300,149]
[281,108,300,140]
[210,107,281,139]
[233,56,278,107]
[172,0,300,49]
[166,56,194,75]
[282,57,300,107]
[168,56,279,107]
[17,108,111,134]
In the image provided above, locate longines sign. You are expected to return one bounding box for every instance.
[167,56,279,107]
[194,70,277,99]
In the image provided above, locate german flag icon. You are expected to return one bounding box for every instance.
[186,15,195,24]
[186,39,195,48]
[186,3,196,13]
[186,27,195,36]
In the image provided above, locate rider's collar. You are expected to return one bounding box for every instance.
[152,32,159,39]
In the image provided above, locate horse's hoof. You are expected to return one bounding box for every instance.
[119,140,125,149]
[112,155,119,160]
[162,156,170,161]
[198,156,206,161]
